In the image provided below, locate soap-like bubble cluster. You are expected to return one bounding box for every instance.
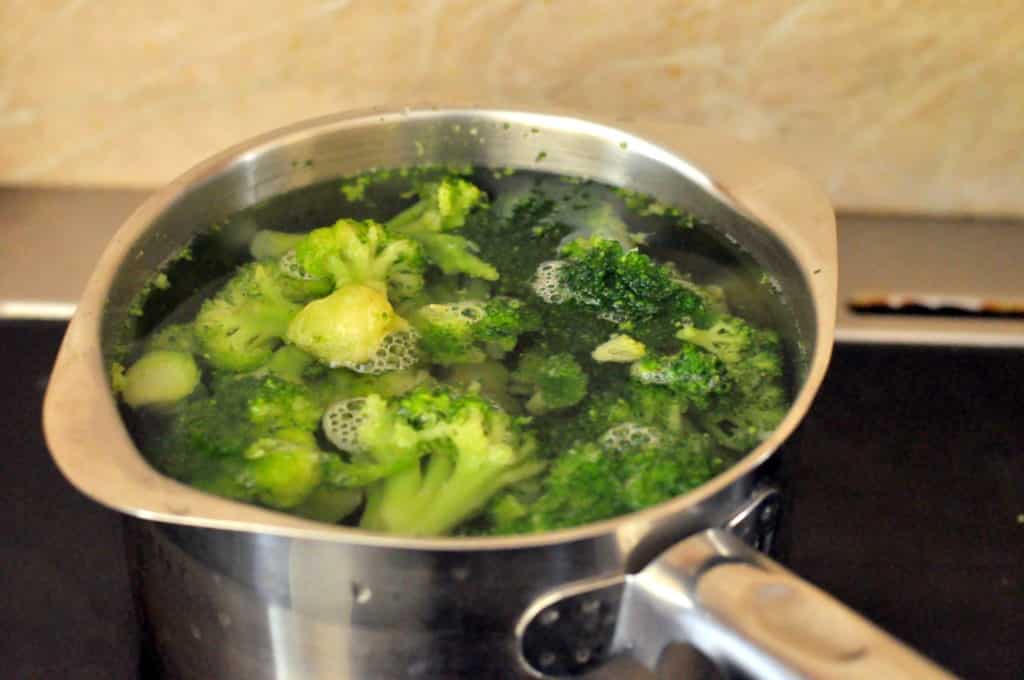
[531,260,570,304]
[341,329,420,375]
[322,398,368,453]
[600,422,662,452]
[279,250,316,280]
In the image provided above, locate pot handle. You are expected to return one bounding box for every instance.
[518,529,957,679]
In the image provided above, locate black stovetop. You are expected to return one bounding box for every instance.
[3,321,1022,679]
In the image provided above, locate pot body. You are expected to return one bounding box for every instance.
[127,470,773,679]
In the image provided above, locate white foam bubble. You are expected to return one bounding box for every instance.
[531,260,570,304]
[600,423,661,451]
[341,329,420,375]
[322,398,369,453]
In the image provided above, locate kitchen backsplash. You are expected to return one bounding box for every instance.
[2,0,1021,216]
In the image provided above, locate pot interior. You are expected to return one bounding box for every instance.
[46,108,832,545]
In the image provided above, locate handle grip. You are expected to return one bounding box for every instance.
[518,529,958,678]
[619,529,957,679]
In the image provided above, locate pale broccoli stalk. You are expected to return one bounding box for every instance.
[285,284,413,369]
[291,486,364,523]
[116,350,200,408]
[558,202,648,250]
[357,387,545,536]
[413,297,539,365]
[249,230,305,260]
[194,261,301,371]
[296,218,425,300]
[509,351,589,415]
[386,178,498,280]
[592,334,646,363]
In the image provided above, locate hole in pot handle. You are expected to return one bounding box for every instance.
[518,529,958,679]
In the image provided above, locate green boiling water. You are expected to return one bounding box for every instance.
[119,167,792,536]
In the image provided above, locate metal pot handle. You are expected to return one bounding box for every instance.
[518,529,957,678]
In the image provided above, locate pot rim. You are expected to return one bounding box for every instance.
[42,105,836,552]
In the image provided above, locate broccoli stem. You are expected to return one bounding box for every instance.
[120,350,200,408]
[250,230,305,260]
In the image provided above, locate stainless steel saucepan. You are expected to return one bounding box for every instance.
[42,108,954,679]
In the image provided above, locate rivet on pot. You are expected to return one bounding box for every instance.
[351,582,372,604]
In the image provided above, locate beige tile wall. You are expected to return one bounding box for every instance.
[2,0,1022,216]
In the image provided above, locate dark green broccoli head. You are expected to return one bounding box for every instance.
[629,344,732,410]
[530,297,619,356]
[167,375,323,460]
[488,432,717,534]
[510,351,589,415]
[460,187,573,297]
[558,237,708,326]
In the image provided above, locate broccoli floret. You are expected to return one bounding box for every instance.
[531,297,620,356]
[699,383,788,452]
[386,178,497,280]
[542,381,694,455]
[240,429,326,509]
[232,429,364,519]
[510,351,589,415]
[295,218,425,299]
[319,394,434,487]
[145,376,326,506]
[286,283,412,368]
[678,315,789,451]
[356,387,545,536]
[462,188,573,296]
[677,315,756,365]
[413,297,539,365]
[629,344,732,410]
[488,433,716,534]
[118,350,200,408]
[558,237,708,326]
[165,375,323,461]
[591,334,646,363]
[194,261,302,372]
